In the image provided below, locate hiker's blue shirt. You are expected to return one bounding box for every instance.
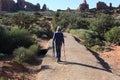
[53,32,64,46]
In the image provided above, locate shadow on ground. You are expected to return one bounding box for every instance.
[87,49,112,72]
[73,36,112,73]
[57,61,111,73]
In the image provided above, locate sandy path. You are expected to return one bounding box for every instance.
[36,33,120,80]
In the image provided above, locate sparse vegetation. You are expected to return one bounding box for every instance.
[28,44,39,53]
[0,10,120,60]
[52,11,120,51]
[13,47,36,64]
[0,26,34,54]
[0,11,53,66]
[0,9,120,79]
[105,27,120,45]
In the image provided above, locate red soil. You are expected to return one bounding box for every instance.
[99,46,120,76]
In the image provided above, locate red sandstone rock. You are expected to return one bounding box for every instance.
[0,0,41,12]
[77,0,89,11]
[0,0,15,11]
[42,4,48,11]
[96,1,108,10]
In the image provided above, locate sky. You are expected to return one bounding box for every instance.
[14,0,120,11]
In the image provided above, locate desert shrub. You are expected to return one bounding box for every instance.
[0,27,34,54]
[30,25,53,39]
[83,36,102,48]
[12,12,36,29]
[13,47,36,64]
[70,29,93,40]
[43,27,53,39]
[76,19,90,29]
[29,44,39,54]
[35,21,53,38]
[105,27,120,45]
[70,29,103,48]
[34,12,43,18]
[30,26,43,37]
[89,14,114,38]
[91,45,103,52]
[113,21,120,27]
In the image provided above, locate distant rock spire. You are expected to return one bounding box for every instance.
[42,4,48,11]
[118,5,120,9]
[77,0,89,11]
[110,3,112,8]
[84,0,87,4]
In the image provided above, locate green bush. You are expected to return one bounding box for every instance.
[30,25,53,39]
[70,29,93,40]
[30,26,44,37]
[53,11,91,31]
[29,44,39,53]
[13,47,36,64]
[76,19,90,29]
[89,14,114,37]
[0,27,34,54]
[83,36,102,48]
[105,27,120,45]
[91,45,103,52]
[70,29,103,48]
[12,12,36,29]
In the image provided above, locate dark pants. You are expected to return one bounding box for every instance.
[55,45,62,60]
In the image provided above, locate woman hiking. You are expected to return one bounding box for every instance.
[52,26,65,62]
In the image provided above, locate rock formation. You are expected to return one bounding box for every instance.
[96,1,108,10]
[77,0,89,11]
[118,5,120,9]
[77,0,119,11]
[17,0,41,11]
[0,0,48,12]
[17,0,25,10]
[109,3,112,8]
[96,1,120,10]
[0,0,15,12]
[42,4,48,11]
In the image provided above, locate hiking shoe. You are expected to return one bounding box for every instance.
[57,59,61,62]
